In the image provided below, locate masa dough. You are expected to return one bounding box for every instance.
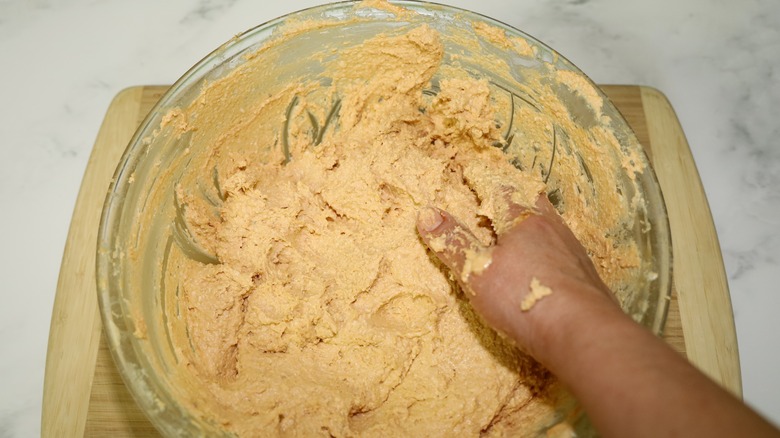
[158,4,645,436]
[521,278,555,312]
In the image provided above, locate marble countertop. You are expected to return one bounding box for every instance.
[1,0,778,435]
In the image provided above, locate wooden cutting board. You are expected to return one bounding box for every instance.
[41,85,739,437]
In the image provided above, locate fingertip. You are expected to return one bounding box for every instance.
[416,207,490,288]
[417,206,445,234]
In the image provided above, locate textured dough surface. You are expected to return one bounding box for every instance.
[162,8,644,437]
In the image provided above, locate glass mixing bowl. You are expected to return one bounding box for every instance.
[97,1,672,436]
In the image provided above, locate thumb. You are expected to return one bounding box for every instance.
[416,207,492,289]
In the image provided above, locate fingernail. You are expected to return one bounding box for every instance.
[418,207,444,232]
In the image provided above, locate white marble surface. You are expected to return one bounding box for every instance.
[1,0,778,436]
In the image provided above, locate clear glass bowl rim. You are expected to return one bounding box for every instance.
[96,1,673,436]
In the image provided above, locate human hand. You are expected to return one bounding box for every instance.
[419,192,780,438]
[416,192,621,363]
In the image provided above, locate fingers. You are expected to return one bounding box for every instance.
[416,193,620,357]
[492,186,537,235]
[416,207,491,286]
[415,188,541,288]
[503,193,617,304]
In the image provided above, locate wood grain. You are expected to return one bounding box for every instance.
[41,87,146,438]
[42,85,733,437]
[83,335,161,437]
[640,87,741,396]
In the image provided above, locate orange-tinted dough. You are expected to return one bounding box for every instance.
[165,10,643,436]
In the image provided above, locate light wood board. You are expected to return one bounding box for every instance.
[41,85,739,437]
